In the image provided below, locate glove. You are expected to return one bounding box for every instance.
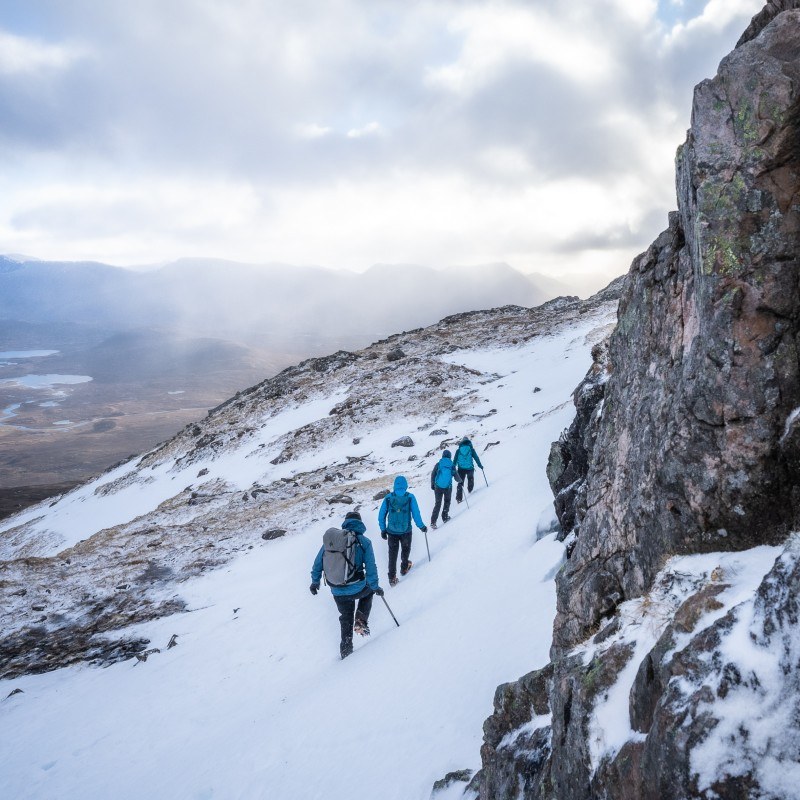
[309,583,319,595]
[381,530,388,540]
[421,526,428,533]
[374,587,384,597]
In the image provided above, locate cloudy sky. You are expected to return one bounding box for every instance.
[0,0,764,287]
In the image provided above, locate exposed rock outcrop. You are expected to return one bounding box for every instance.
[470,5,800,798]
[557,0,800,654]
[737,0,800,46]
[546,276,626,543]
[546,338,612,544]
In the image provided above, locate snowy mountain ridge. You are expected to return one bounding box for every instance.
[1,290,617,799]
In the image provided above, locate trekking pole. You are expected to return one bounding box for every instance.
[424,529,431,563]
[380,594,400,627]
[463,488,470,509]
[482,468,489,488]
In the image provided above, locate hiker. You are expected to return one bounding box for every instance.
[429,449,463,529]
[310,510,384,659]
[378,475,427,586]
[454,436,483,503]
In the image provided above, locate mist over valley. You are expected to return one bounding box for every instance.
[0,255,571,513]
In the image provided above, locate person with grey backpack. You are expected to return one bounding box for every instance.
[310,511,383,659]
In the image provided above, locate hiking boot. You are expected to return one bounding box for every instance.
[430,522,438,530]
[340,639,354,659]
[354,615,370,637]
[389,576,399,587]
[442,515,450,523]
[400,561,413,576]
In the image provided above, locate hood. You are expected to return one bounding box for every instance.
[393,475,408,495]
[342,517,367,535]
[442,449,452,459]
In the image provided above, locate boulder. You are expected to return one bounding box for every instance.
[327,494,353,505]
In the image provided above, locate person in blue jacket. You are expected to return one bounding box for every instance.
[310,511,383,659]
[454,436,483,502]
[429,449,463,529]
[378,475,427,586]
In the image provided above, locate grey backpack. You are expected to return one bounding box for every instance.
[322,527,365,587]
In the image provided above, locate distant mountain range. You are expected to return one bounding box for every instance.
[0,255,576,492]
[0,256,572,348]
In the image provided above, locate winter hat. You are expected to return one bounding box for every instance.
[443,449,452,459]
[344,510,362,521]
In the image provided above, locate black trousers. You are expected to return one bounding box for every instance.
[386,532,412,578]
[456,468,474,500]
[334,586,374,647]
[431,486,452,524]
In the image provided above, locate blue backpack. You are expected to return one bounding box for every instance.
[456,443,474,469]
[435,459,455,489]
[386,492,412,532]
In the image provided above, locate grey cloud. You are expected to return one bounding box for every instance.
[0,0,459,180]
[0,0,768,269]
[549,208,672,255]
[0,0,762,185]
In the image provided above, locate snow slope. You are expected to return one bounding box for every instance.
[0,302,615,800]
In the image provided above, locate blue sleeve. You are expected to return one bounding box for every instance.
[410,494,425,529]
[472,447,483,470]
[378,497,388,531]
[311,546,324,585]
[362,539,379,591]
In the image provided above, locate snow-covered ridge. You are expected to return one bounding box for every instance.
[0,308,611,638]
[0,294,615,799]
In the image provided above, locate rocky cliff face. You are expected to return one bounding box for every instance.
[468,5,800,798]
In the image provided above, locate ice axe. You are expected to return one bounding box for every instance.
[380,594,400,627]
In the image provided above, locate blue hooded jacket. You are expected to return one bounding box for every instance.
[378,476,425,534]
[455,438,483,470]
[431,452,463,490]
[311,517,379,597]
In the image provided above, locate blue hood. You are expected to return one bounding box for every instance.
[393,475,408,495]
[342,517,367,535]
[443,449,452,459]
